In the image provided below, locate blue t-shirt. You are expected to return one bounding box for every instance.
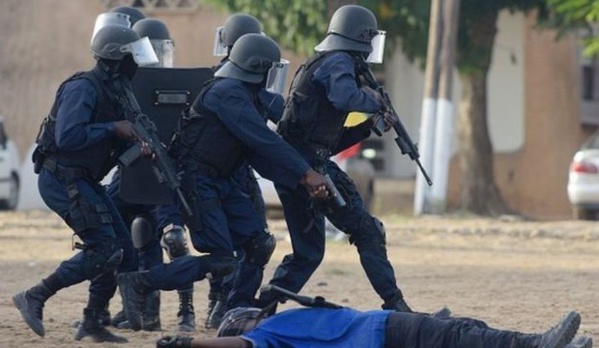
[242,307,390,348]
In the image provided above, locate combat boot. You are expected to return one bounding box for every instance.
[12,282,55,337]
[142,290,161,331]
[74,308,128,343]
[565,336,593,348]
[111,310,127,329]
[71,304,111,328]
[382,295,413,313]
[117,271,152,331]
[536,311,580,348]
[177,289,196,332]
[205,292,227,329]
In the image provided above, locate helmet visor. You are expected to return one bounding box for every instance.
[120,36,159,66]
[265,59,289,94]
[213,26,228,56]
[366,30,386,64]
[150,39,175,67]
[91,12,131,43]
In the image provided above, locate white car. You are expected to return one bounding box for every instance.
[567,131,599,220]
[0,117,21,210]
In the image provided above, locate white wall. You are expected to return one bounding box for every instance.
[381,10,525,178]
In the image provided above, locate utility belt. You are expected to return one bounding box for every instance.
[41,156,93,183]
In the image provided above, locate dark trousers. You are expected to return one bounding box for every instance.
[269,160,401,303]
[149,174,265,308]
[385,312,531,348]
[38,168,135,301]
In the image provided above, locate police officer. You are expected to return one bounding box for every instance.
[117,33,330,331]
[12,25,158,342]
[203,12,286,330]
[103,17,177,332]
[258,5,413,313]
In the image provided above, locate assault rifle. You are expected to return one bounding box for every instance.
[355,57,433,186]
[113,77,193,216]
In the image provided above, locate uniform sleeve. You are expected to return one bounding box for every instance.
[54,79,116,151]
[258,90,285,123]
[313,52,383,113]
[204,81,310,187]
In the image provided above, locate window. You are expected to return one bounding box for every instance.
[100,0,198,13]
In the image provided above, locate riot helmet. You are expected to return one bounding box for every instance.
[315,5,386,63]
[91,25,158,66]
[109,6,147,25]
[216,307,264,337]
[91,12,131,43]
[213,13,262,56]
[214,33,281,84]
[133,18,175,67]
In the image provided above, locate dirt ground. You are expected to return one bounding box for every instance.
[1,210,598,347]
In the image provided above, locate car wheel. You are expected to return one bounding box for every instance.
[572,206,596,220]
[0,173,19,210]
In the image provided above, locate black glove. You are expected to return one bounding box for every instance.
[156,336,193,348]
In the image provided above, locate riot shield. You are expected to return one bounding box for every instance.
[119,67,213,205]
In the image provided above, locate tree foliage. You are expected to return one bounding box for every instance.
[204,0,328,57]
[546,0,599,56]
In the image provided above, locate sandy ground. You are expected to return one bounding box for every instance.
[1,210,598,347]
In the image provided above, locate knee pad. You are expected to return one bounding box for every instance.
[161,224,190,260]
[243,231,276,267]
[131,215,156,250]
[349,215,386,252]
[81,242,123,280]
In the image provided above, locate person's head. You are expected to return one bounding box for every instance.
[213,13,262,56]
[90,25,158,79]
[216,307,264,337]
[109,6,147,25]
[315,5,386,63]
[214,33,281,85]
[132,18,175,67]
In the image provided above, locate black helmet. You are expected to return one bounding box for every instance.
[132,18,175,67]
[222,13,262,47]
[216,307,263,337]
[132,18,171,40]
[109,6,146,25]
[90,25,158,66]
[215,33,281,84]
[315,5,378,53]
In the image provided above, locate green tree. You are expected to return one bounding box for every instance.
[547,0,599,56]
[206,0,551,216]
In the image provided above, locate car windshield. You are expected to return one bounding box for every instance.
[581,132,599,150]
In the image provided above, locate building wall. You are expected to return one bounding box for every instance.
[447,13,592,220]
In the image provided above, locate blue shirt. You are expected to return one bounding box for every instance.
[312,51,382,114]
[203,78,310,189]
[242,307,390,348]
[54,78,116,151]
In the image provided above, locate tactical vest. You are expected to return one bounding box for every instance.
[278,51,359,155]
[34,66,124,181]
[175,79,254,178]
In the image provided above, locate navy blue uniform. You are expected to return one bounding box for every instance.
[35,67,136,308]
[266,51,407,309]
[148,77,308,308]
